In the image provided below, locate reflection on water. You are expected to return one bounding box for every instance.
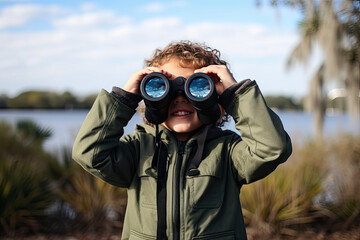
[145,78,166,98]
[0,109,359,152]
[189,78,210,98]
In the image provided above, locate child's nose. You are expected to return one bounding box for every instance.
[173,91,188,104]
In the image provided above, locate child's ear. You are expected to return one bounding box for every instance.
[216,105,225,125]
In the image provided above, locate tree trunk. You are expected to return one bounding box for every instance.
[313,95,326,141]
[306,65,326,141]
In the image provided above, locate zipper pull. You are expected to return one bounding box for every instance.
[178,141,186,157]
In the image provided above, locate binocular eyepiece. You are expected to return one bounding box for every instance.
[140,72,221,125]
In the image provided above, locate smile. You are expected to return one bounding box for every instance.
[173,111,191,116]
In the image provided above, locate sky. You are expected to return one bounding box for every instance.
[0,0,320,98]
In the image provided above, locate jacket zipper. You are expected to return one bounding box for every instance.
[172,141,185,240]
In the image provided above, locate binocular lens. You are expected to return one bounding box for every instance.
[145,77,166,98]
[140,72,220,125]
[189,77,211,98]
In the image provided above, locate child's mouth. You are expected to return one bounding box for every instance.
[172,110,192,116]
[173,111,191,116]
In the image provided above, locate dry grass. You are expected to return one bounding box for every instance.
[241,133,360,237]
[0,119,359,238]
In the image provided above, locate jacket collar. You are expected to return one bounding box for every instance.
[134,123,234,145]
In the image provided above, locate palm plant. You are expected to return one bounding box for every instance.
[0,119,128,235]
[54,164,127,231]
[16,119,52,148]
[49,146,127,231]
[0,120,55,235]
[283,0,360,140]
[38,138,127,233]
[0,160,54,235]
[240,140,327,236]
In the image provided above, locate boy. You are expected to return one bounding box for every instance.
[72,41,292,240]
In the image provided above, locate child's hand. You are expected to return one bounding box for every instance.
[194,65,237,95]
[123,67,173,94]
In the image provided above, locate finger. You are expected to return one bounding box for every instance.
[146,67,174,79]
[195,65,226,83]
[195,66,225,84]
[195,65,226,74]
[196,65,237,95]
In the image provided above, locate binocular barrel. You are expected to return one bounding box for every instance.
[140,72,220,125]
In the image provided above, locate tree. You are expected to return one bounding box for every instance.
[261,0,360,140]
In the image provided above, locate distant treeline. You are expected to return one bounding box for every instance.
[264,95,303,110]
[0,90,304,110]
[0,91,98,109]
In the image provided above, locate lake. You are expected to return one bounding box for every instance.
[0,109,359,153]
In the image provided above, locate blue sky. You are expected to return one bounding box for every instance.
[0,0,318,98]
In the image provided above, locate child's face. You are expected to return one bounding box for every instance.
[159,58,203,141]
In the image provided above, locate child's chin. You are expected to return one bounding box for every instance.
[171,126,192,133]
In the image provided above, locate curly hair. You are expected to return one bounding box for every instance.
[139,40,230,127]
[145,40,228,68]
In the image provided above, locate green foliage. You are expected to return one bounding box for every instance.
[0,120,126,236]
[0,160,54,235]
[264,95,303,110]
[0,121,54,172]
[0,95,9,108]
[3,90,96,109]
[44,145,127,231]
[268,0,360,140]
[78,94,98,108]
[60,91,78,109]
[16,120,53,148]
[265,95,348,112]
[315,134,360,229]
[0,117,359,237]
[54,164,126,229]
[0,120,55,235]
[241,134,360,236]
[8,91,62,109]
[240,140,327,235]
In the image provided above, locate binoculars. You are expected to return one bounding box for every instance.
[140,72,221,125]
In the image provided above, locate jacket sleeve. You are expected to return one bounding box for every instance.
[72,89,141,188]
[223,80,292,185]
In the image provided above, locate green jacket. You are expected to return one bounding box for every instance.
[72,81,292,240]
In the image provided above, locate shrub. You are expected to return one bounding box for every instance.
[0,120,55,235]
[0,119,127,236]
[240,140,328,235]
[240,134,360,236]
[315,134,360,229]
[0,160,54,235]
[49,146,127,232]
[54,164,127,231]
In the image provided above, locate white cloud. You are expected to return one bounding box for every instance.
[141,3,165,12]
[0,5,303,97]
[80,2,97,11]
[0,4,64,29]
[52,11,130,29]
[139,17,181,30]
[176,22,297,59]
[140,1,187,13]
